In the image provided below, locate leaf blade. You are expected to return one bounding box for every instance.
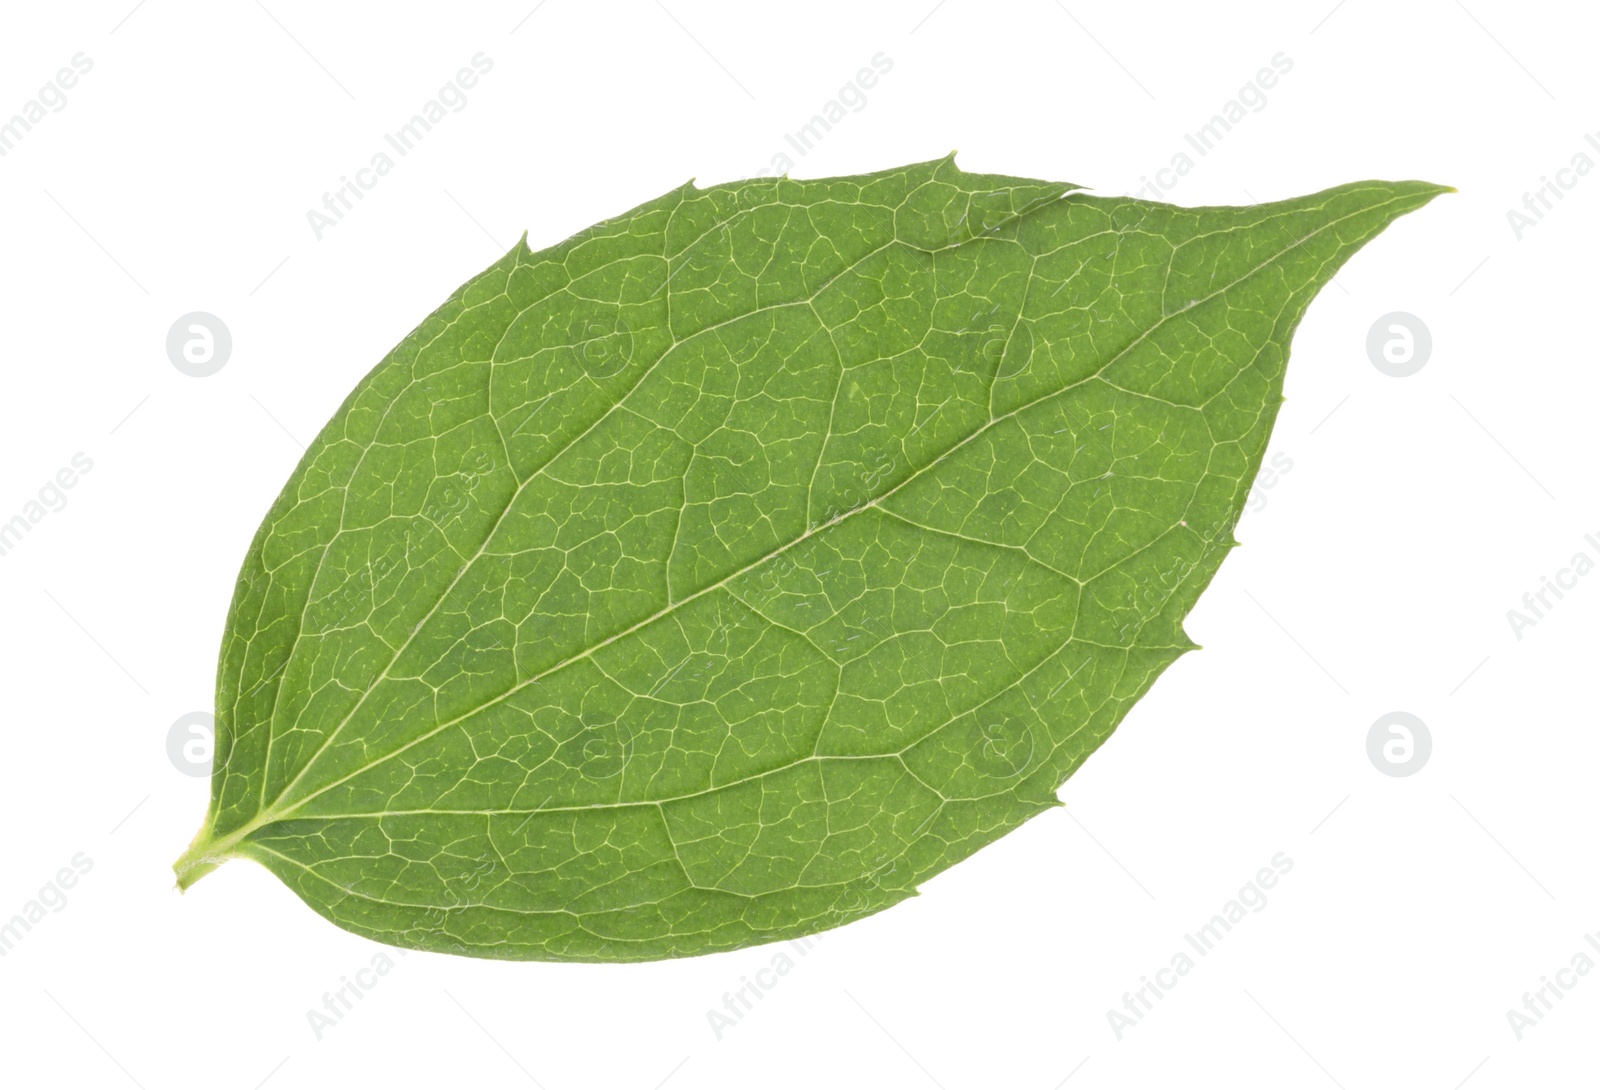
[176,159,1445,961]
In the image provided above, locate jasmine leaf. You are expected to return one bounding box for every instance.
[174,156,1445,961]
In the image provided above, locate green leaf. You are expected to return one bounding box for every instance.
[175,156,1445,961]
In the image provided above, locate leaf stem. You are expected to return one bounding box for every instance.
[171,824,250,891]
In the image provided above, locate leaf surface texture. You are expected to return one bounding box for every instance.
[175,157,1444,961]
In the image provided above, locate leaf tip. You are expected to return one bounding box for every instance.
[1396,181,1456,205]
[1399,180,1457,203]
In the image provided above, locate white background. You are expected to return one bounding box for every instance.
[0,1,1594,1086]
